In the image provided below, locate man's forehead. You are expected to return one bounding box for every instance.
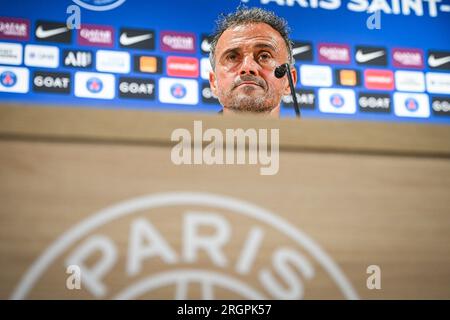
[216,22,285,52]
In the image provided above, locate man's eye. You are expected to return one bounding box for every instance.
[258,52,272,62]
[226,53,238,61]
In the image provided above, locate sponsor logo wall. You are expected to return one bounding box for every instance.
[0,0,449,124]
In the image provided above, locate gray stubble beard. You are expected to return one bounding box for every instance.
[221,87,277,113]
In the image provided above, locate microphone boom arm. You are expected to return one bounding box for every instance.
[275,63,301,118]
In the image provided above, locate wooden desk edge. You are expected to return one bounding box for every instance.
[1,103,449,157]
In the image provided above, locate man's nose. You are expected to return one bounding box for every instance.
[239,56,259,76]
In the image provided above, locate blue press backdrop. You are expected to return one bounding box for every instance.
[0,0,449,124]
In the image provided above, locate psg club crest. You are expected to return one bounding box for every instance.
[171,83,187,99]
[330,93,345,108]
[86,77,103,93]
[0,71,17,87]
[404,97,419,112]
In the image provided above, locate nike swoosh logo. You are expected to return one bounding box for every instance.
[201,39,211,52]
[292,45,310,56]
[120,33,152,46]
[36,26,69,39]
[428,55,450,67]
[356,50,385,63]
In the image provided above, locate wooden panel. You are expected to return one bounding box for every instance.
[1,104,450,156]
[0,139,449,299]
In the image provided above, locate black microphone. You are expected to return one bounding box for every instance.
[274,64,288,78]
[275,63,300,118]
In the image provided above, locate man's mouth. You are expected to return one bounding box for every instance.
[236,82,261,88]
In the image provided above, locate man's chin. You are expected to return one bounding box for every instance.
[219,91,276,113]
[226,101,274,113]
[235,85,264,94]
[235,92,265,101]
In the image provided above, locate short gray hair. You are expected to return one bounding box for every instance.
[209,7,294,70]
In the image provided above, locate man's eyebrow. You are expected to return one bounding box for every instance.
[219,43,278,59]
[220,47,240,58]
[253,43,277,52]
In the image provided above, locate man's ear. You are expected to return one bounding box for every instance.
[209,70,218,97]
[283,66,297,95]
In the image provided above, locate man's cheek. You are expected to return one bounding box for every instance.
[274,78,290,95]
[213,78,225,97]
[222,79,234,94]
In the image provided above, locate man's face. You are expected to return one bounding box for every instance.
[209,22,296,114]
